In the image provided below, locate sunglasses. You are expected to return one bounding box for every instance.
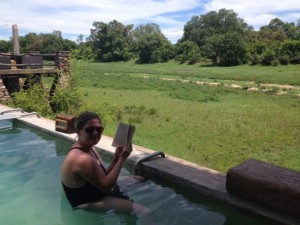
[84,126,104,134]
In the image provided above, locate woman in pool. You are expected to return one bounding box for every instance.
[61,111,148,215]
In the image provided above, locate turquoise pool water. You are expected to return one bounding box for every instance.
[0,120,267,225]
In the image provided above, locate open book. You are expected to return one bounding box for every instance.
[112,122,136,153]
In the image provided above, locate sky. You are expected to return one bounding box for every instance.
[0,0,300,44]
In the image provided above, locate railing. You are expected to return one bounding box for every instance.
[133,151,166,175]
[0,52,57,69]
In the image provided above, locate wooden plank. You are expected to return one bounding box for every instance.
[226,159,300,218]
[0,68,58,75]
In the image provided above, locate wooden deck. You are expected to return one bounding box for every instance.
[0,67,58,78]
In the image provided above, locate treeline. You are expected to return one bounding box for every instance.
[1,8,300,66]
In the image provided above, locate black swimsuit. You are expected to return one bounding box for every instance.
[62,147,114,208]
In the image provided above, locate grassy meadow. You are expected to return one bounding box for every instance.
[71,61,300,172]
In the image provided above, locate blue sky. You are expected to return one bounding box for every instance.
[0,0,299,44]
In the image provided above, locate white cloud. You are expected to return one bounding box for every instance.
[204,0,300,30]
[0,0,202,42]
[0,0,299,43]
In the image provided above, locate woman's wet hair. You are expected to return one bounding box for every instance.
[75,112,101,130]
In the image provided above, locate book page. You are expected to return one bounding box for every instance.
[112,122,135,153]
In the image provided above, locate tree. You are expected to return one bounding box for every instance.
[52,30,62,39]
[72,34,94,60]
[0,40,12,52]
[8,31,77,55]
[175,40,201,64]
[133,23,174,63]
[204,32,247,66]
[261,49,276,66]
[181,9,250,46]
[76,34,84,45]
[279,40,300,64]
[62,39,77,51]
[295,20,300,40]
[246,18,300,65]
[40,33,64,53]
[181,9,250,65]
[22,33,42,52]
[89,20,134,61]
[261,18,299,40]
[258,27,287,45]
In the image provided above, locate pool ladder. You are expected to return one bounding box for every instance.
[133,151,165,175]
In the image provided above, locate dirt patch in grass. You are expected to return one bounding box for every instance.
[157,77,300,96]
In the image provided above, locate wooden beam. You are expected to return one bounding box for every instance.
[0,68,58,77]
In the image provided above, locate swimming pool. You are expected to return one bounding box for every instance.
[0,120,267,225]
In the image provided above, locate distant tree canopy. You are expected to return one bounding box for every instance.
[0,8,299,66]
[88,21,174,63]
[131,23,175,63]
[2,31,76,54]
[180,9,251,65]
[89,20,134,62]
[175,40,201,64]
[0,40,12,52]
[246,18,300,65]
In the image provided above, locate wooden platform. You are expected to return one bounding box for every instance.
[0,67,58,78]
[226,159,300,218]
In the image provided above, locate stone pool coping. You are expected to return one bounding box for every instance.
[0,104,298,225]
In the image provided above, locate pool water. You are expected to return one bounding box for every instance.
[0,121,267,225]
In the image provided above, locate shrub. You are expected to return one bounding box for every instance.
[249,53,261,65]
[11,77,52,116]
[50,86,82,114]
[290,54,300,64]
[175,41,201,64]
[278,55,289,65]
[271,59,279,66]
[261,49,276,66]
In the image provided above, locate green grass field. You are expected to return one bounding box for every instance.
[71,61,300,172]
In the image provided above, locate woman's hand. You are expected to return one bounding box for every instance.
[115,146,123,157]
[112,146,122,163]
[113,146,130,162]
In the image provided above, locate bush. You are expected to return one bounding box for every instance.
[175,41,201,64]
[271,59,279,66]
[50,86,82,114]
[278,55,290,65]
[249,53,261,65]
[290,55,300,64]
[261,49,276,66]
[11,77,52,116]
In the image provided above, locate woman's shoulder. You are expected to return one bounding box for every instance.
[66,148,90,163]
[69,145,86,151]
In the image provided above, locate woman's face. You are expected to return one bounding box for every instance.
[78,118,104,146]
